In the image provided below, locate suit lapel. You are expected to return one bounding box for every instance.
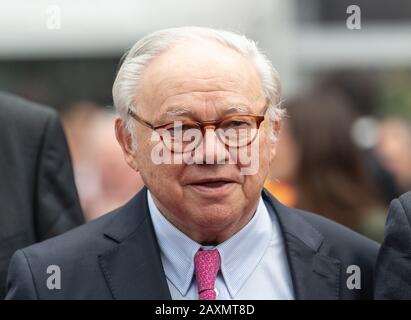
[263,190,341,299]
[98,187,171,300]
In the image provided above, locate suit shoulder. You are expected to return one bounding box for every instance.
[383,194,411,237]
[6,208,124,300]
[0,92,57,129]
[398,192,411,221]
[399,191,411,203]
[20,191,146,265]
[20,208,119,263]
[293,208,379,253]
[264,190,380,256]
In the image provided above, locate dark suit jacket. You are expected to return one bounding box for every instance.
[0,92,84,298]
[375,191,411,299]
[5,187,379,300]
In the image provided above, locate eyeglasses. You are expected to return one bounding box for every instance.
[127,105,268,153]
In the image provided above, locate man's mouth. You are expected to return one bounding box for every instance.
[193,181,229,188]
[187,178,237,195]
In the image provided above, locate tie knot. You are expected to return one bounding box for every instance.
[194,249,221,300]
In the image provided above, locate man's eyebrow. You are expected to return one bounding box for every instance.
[165,107,193,117]
[156,106,193,123]
[224,105,253,114]
[158,104,253,123]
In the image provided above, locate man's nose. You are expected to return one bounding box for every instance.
[195,127,228,164]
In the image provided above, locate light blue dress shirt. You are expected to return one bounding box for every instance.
[147,190,294,300]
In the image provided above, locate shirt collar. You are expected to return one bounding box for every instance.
[147,190,273,298]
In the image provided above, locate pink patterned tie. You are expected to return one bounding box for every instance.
[194,249,221,300]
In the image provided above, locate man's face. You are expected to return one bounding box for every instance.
[117,41,279,243]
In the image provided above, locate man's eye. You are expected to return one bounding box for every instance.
[225,120,251,128]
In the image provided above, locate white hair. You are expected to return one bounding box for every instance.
[112,26,284,147]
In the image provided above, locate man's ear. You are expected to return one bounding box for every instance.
[115,117,139,172]
[269,119,282,162]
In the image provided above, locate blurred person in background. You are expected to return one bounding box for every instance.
[267,91,387,242]
[62,102,144,221]
[376,117,411,195]
[61,101,100,169]
[0,92,84,298]
[316,70,399,205]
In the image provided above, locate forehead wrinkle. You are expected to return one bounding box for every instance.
[160,89,258,107]
[153,77,245,108]
[163,91,252,110]
[137,43,265,119]
[156,89,265,121]
[140,49,261,96]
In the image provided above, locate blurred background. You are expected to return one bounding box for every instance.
[0,0,410,241]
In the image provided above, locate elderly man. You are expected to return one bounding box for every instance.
[6,27,378,300]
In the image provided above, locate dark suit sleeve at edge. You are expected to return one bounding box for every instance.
[375,198,411,299]
[35,111,84,240]
[5,250,38,300]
